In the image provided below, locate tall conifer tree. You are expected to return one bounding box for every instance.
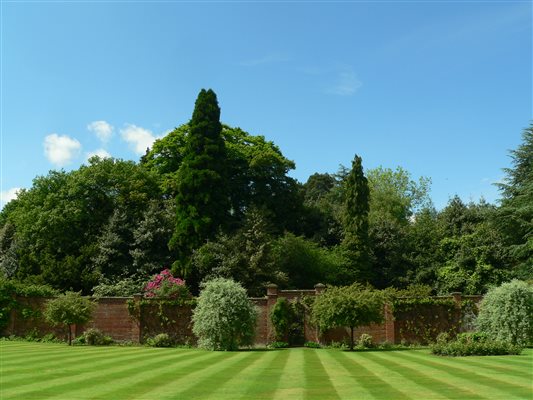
[170,89,229,276]
[342,154,372,283]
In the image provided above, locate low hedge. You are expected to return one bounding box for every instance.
[430,332,522,356]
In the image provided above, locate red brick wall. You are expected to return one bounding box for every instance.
[138,301,193,344]
[82,298,139,342]
[251,298,268,344]
[5,297,65,339]
[4,290,482,346]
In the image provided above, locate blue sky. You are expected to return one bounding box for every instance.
[1,1,531,210]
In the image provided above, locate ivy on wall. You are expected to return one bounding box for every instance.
[391,297,478,344]
[0,279,58,331]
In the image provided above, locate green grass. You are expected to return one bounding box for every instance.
[1,342,531,399]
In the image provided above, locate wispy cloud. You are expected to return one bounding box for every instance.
[326,66,362,96]
[120,124,163,155]
[87,120,114,143]
[1,187,21,208]
[86,149,111,162]
[43,133,81,166]
[240,53,289,67]
[378,3,530,58]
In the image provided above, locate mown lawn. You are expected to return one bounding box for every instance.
[1,341,531,399]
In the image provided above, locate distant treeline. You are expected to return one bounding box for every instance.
[0,90,531,295]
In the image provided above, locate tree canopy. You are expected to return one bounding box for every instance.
[0,90,530,297]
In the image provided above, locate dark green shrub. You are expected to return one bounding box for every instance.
[83,328,113,345]
[270,297,306,346]
[358,333,374,348]
[325,341,349,350]
[147,333,173,348]
[304,341,321,348]
[268,341,289,349]
[430,332,522,356]
[270,298,292,342]
[476,280,533,346]
[92,278,143,297]
[41,333,60,343]
[84,328,104,345]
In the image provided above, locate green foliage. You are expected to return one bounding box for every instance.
[268,341,289,349]
[365,167,432,288]
[270,298,292,342]
[391,297,459,344]
[312,283,384,350]
[83,328,113,346]
[44,292,95,345]
[271,233,332,289]
[367,166,432,224]
[304,341,321,348]
[191,209,286,296]
[146,333,173,348]
[130,200,175,277]
[430,332,522,356]
[92,277,143,297]
[1,158,160,293]
[192,278,257,351]
[0,279,58,330]
[476,280,533,346]
[357,333,374,348]
[170,89,230,276]
[341,155,371,283]
[270,297,305,346]
[496,124,533,277]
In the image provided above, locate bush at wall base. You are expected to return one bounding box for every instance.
[192,278,257,351]
[430,332,522,356]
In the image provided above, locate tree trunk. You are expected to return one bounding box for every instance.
[68,325,72,346]
[350,326,354,351]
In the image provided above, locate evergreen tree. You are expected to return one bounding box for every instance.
[169,89,229,277]
[341,155,372,283]
[496,124,533,278]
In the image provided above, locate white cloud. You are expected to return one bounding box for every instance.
[86,149,111,161]
[87,120,114,143]
[43,133,81,166]
[1,187,21,208]
[326,67,362,96]
[120,124,159,155]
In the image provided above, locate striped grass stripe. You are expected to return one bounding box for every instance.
[1,342,531,399]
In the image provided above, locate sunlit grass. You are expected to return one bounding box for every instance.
[1,341,531,399]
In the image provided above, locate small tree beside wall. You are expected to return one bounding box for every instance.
[44,292,95,345]
[311,283,384,350]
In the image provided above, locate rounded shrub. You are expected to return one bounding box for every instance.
[192,278,257,351]
[84,328,104,345]
[476,280,533,346]
[82,328,114,346]
[358,333,374,348]
[147,333,173,348]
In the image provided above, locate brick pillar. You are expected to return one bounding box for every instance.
[384,303,395,344]
[132,294,143,343]
[312,284,326,343]
[314,283,325,295]
[266,284,278,343]
[451,292,462,306]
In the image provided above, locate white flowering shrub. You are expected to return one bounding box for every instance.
[192,278,257,351]
[476,280,533,346]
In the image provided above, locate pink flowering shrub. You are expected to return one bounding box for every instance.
[143,269,190,299]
